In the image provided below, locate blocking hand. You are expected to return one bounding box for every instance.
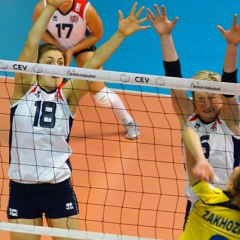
[118,2,150,37]
[147,4,178,37]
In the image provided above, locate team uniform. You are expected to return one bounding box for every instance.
[7,83,79,219]
[43,0,140,140]
[180,181,240,240]
[44,0,95,53]
[184,114,240,195]
[163,59,240,228]
[164,60,240,193]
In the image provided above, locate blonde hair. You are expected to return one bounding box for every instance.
[232,172,240,207]
[191,71,221,99]
[192,70,221,82]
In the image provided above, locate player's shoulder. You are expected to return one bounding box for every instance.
[74,0,90,7]
[193,181,229,204]
[71,0,91,18]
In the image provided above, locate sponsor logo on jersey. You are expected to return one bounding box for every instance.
[35,89,41,98]
[211,121,217,132]
[9,208,18,217]
[194,122,200,131]
[66,202,74,210]
[70,15,78,23]
[75,3,81,12]
[52,15,58,21]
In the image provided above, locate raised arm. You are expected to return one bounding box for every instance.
[13,0,71,101]
[63,2,150,110]
[147,4,193,127]
[32,0,60,45]
[19,0,70,64]
[183,127,217,186]
[147,4,178,61]
[83,2,150,70]
[217,14,240,132]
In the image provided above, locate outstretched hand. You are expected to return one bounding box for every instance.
[146,4,178,36]
[217,14,240,45]
[192,160,218,183]
[47,0,73,9]
[118,2,150,37]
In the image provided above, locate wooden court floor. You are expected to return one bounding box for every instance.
[0,77,186,240]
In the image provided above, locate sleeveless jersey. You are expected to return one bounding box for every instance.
[8,84,74,184]
[44,0,90,49]
[183,114,240,196]
[180,181,240,240]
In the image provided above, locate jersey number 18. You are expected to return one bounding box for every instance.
[34,101,56,128]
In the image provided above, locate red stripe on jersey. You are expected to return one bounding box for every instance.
[216,115,222,124]
[189,114,199,121]
[72,0,89,17]
[30,85,38,93]
[57,82,65,101]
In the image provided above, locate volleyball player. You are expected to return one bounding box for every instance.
[7,1,149,239]
[147,4,240,228]
[33,0,140,140]
[180,127,240,240]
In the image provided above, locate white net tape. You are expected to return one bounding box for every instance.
[0,222,158,240]
[0,59,239,94]
[0,59,237,239]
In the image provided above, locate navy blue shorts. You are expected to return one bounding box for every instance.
[7,179,79,219]
[73,45,96,57]
[73,27,97,57]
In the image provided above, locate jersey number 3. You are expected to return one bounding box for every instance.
[210,235,227,239]
[34,101,56,128]
[56,23,73,38]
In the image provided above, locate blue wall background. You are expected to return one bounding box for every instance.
[0,1,240,94]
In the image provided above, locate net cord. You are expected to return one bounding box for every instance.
[0,59,239,95]
[0,222,158,240]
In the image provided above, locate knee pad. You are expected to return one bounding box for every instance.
[93,87,117,108]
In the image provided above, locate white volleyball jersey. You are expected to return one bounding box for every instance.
[183,113,240,197]
[8,84,74,184]
[44,0,90,49]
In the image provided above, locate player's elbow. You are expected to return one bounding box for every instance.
[94,30,103,41]
[83,59,101,70]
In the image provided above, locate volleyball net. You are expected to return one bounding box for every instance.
[0,60,238,240]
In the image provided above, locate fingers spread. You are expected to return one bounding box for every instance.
[135,6,145,19]
[129,2,138,17]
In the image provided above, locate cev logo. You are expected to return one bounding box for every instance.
[0,61,8,70]
[135,77,149,83]
[13,64,27,71]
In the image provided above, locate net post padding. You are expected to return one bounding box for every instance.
[0,59,239,95]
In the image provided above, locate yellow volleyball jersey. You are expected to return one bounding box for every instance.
[179,181,240,240]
